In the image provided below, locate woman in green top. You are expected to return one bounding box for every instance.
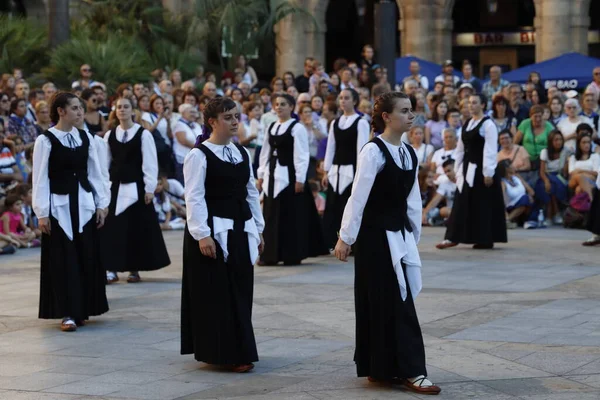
[514,105,554,186]
[514,105,554,162]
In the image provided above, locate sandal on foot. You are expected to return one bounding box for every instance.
[582,237,600,246]
[106,272,119,284]
[127,272,141,283]
[61,318,77,332]
[231,363,254,373]
[436,240,457,250]
[403,375,441,395]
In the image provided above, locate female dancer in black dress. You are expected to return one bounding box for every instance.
[322,88,370,249]
[437,93,507,249]
[32,92,110,332]
[257,94,328,265]
[103,96,170,283]
[334,92,441,395]
[181,97,264,372]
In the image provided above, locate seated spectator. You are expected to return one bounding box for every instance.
[515,105,554,185]
[0,132,22,196]
[558,98,594,153]
[422,159,457,226]
[446,107,463,138]
[580,92,599,119]
[7,98,37,147]
[425,100,449,150]
[34,101,51,136]
[418,166,437,208]
[412,92,427,127]
[548,95,566,128]
[568,133,599,200]
[536,130,569,225]
[407,126,434,167]
[154,177,185,231]
[497,129,531,173]
[173,104,203,184]
[157,173,185,218]
[491,95,517,137]
[358,99,372,122]
[0,194,39,248]
[430,128,457,184]
[310,181,325,216]
[498,160,539,229]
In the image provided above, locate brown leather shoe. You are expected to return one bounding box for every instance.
[231,363,254,373]
[61,319,77,332]
[582,238,600,246]
[435,240,458,250]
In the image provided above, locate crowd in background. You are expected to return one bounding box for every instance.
[1,46,600,254]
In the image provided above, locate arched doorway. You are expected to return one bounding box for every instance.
[325,0,362,71]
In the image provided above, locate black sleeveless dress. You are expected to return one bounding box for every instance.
[323,117,359,248]
[181,143,258,365]
[353,138,427,380]
[261,121,328,264]
[444,117,507,245]
[39,130,109,320]
[102,127,170,272]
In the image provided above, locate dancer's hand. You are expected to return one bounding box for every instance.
[39,218,51,235]
[256,178,263,193]
[145,193,154,204]
[199,237,217,259]
[321,175,328,188]
[295,182,304,193]
[484,176,493,187]
[96,208,108,228]
[258,233,264,255]
[334,239,351,262]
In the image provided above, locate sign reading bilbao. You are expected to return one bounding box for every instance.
[454,31,600,47]
[543,80,579,90]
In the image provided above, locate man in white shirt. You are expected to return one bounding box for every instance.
[423,159,457,226]
[403,60,429,91]
[435,60,460,86]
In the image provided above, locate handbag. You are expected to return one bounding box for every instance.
[569,192,591,212]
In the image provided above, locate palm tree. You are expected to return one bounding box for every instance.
[195,0,316,68]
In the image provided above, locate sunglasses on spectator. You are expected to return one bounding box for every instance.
[82,68,92,72]
[594,72,600,76]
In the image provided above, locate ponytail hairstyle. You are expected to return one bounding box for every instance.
[341,88,360,107]
[49,92,78,124]
[371,91,410,134]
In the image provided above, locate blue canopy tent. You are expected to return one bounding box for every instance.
[501,52,600,90]
[395,56,461,86]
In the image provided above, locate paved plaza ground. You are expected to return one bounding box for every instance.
[0,227,600,399]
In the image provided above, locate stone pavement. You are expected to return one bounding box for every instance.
[0,227,599,399]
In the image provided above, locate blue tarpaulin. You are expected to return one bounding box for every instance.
[394,56,457,85]
[501,52,600,90]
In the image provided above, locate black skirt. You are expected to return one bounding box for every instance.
[353,224,427,380]
[323,183,352,249]
[39,189,109,320]
[181,222,258,365]
[261,182,329,264]
[587,188,600,235]
[102,185,170,272]
[445,175,507,245]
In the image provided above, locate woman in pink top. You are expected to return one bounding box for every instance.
[0,194,39,248]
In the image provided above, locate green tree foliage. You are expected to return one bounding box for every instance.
[0,15,49,76]
[42,35,151,93]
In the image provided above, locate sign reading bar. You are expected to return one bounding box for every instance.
[454,31,600,47]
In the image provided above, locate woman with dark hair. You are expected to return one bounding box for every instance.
[567,130,598,200]
[270,77,285,94]
[183,90,200,108]
[548,95,566,127]
[181,97,264,371]
[528,71,546,104]
[81,88,108,136]
[137,94,150,113]
[103,96,170,284]
[437,93,507,249]
[322,88,370,247]
[141,94,174,177]
[32,91,110,332]
[236,54,259,89]
[424,100,449,150]
[0,92,10,127]
[334,91,440,395]
[257,93,328,265]
[536,130,568,225]
[7,98,38,147]
[283,71,295,90]
[491,95,516,137]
